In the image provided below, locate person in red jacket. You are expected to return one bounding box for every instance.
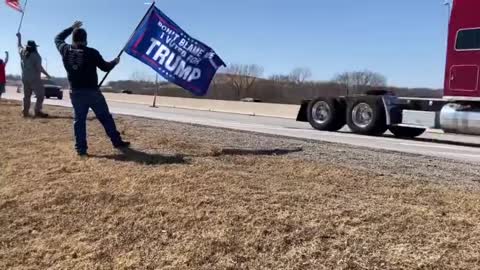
[0,51,8,100]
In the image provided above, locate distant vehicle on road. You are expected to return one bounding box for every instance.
[42,79,63,100]
[26,79,64,100]
[100,86,114,92]
[122,90,133,94]
[241,97,262,103]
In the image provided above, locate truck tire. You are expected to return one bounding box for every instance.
[389,126,426,138]
[307,97,346,131]
[347,97,387,135]
[58,92,63,100]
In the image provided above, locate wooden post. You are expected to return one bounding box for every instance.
[151,73,159,108]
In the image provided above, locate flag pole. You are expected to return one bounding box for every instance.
[98,1,156,88]
[17,0,29,33]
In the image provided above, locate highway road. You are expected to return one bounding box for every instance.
[3,87,480,163]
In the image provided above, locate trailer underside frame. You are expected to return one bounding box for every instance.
[297,93,480,138]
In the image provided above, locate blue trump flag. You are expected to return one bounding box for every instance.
[124,5,226,96]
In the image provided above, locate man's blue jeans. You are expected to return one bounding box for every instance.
[70,90,122,154]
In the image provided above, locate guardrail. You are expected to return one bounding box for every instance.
[102,92,300,119]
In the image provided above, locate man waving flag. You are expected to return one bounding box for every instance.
[6,0,23,12]
[124,4,226,96]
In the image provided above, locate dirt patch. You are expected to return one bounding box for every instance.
[1,100,480,269]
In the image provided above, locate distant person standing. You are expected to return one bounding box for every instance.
[16,33,51,117]
[55,21,130,157]
[0,51,8,100]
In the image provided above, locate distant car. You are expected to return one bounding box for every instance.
[42,79,63,100]
[122,90,133,94]
[240,97,262,103]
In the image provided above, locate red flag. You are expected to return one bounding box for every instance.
[6,0,23,12]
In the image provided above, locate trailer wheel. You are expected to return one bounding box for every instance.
[307,97,346,131]
[347,97,387,135]
[389,126,426,138]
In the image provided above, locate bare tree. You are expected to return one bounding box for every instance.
[223,64,264,99]
[269,74,291,83]
[269,67,312,85]
[332,70,387,95]
[289,67,312,84]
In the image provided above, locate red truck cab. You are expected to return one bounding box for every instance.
[445,0,480,99]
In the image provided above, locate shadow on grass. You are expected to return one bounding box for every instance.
[92,148,187,165]
[46,115,96,121]
[92,147,302,165]
[210,147,303,157]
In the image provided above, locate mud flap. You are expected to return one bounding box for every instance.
[381,95,402,126]
[296,100,310,122]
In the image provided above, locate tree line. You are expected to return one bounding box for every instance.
[6,65,442,104]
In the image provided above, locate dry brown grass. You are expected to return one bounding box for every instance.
[1,100,480,269]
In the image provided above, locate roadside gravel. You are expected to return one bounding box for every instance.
[122,115,480,188]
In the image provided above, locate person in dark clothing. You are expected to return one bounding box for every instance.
[55,21,130,156]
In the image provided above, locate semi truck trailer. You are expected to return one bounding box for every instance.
[297,0,480,138]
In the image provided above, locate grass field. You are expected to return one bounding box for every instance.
[1,100,480,269]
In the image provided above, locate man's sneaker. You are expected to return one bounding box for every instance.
[77,152,88,158]
[35,112,49,118]
[113,141,131,149]
[22,112,30,118]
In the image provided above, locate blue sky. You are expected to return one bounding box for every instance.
[0,0,451,88]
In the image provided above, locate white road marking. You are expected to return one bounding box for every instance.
[399,142,467,150]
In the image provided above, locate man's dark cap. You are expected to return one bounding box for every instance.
[73,28,87,43]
